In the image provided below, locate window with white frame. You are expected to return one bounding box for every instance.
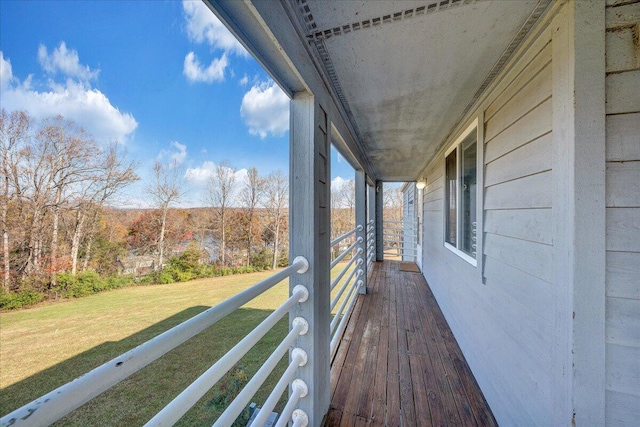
[444,121,478,265]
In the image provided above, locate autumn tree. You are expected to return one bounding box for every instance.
[37,116,103,285]
[206,160,237,266]
[69,144,138,275]
[0,110,138,290]
[263,170,288,270]
[146,161,184,270]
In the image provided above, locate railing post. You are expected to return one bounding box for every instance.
[355,170,367,294]
[289,92,331,425]
[375,180,384,261]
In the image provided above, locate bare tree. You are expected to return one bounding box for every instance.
[69,144,138,275]
[0,110,30,290]
[37,116,101,285]
[240,167,263,267]
[206,160,237,266]
[264,170,288,270]
[146,161,184,270]
[339,179,356,217]
[330,179,356,261]
[384,185,403,222]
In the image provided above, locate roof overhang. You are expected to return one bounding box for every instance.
[208,0,552,182]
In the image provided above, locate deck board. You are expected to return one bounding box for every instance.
[325,261,497,427]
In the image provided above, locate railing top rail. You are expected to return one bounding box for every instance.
[1,257,308,427]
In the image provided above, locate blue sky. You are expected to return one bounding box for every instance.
[0,0,354,207]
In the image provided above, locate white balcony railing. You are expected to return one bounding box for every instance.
[366,219,375,272]
[0,257,311,427]
[3,215,375,427]
[383,219,417,261]
[329,224,366,360]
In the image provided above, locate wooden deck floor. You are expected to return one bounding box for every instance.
[325,261,497,427]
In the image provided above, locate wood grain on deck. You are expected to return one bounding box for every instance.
[324,261,497,427]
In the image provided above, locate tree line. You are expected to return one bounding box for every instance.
[1,110,138,294]
[1,109,402,309]
[0,110,294,299]
[143,159,291,277]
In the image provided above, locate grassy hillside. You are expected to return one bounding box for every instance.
[0,261,357,426]
[0,270,291,426]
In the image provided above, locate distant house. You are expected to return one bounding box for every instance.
[117,255,156,277]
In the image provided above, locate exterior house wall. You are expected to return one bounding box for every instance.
[420,1,639,425]
[604,1,640,425]
[420,2,597,424]
[421,28,555,421]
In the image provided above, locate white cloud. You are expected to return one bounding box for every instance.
[170,141,187,165]
[185,160,216,183]
[239,75,249,86]
[157,141,188,167]
[332,176,347,191]
[182,0,248,57]
[0,52,14,90]
[1,50,137,144]
[38,42,99,82]
[185,161,248,188]
[183,51,227,83]
[240,80,289,139]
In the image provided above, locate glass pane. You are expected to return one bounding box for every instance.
[445,150,457,245]
[460,135,477,256]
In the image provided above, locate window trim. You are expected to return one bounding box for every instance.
[443,118,479,267]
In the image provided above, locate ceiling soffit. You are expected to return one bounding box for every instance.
[287,0,552,181]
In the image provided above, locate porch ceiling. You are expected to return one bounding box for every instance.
[292,0,547,181]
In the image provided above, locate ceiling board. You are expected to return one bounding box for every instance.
[296,0,541,180]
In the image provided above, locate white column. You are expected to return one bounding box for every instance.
[375,181,384,261]
[551,1,606,425]
[289,92,331,425]
[355,170,367,294]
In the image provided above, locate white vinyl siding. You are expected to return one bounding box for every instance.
[418,2,640,425]
[421,22,555,426]
[402,186,417,262]
[605,2,640,425]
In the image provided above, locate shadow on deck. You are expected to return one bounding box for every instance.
[325,260,497,426]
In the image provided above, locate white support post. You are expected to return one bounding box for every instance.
[289,92,331,425]
[375,181,384,261]
[551,2,606,425]
[355,170,367,294]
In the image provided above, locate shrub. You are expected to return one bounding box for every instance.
[0,290,45,310]
[152,269,176,285]
[105,275,133,289]
[207,365,250,426]
[250,248,272,271]
[51,271,113,298]
[77,271,106,293]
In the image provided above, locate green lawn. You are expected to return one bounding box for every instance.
[0,262,356,426]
